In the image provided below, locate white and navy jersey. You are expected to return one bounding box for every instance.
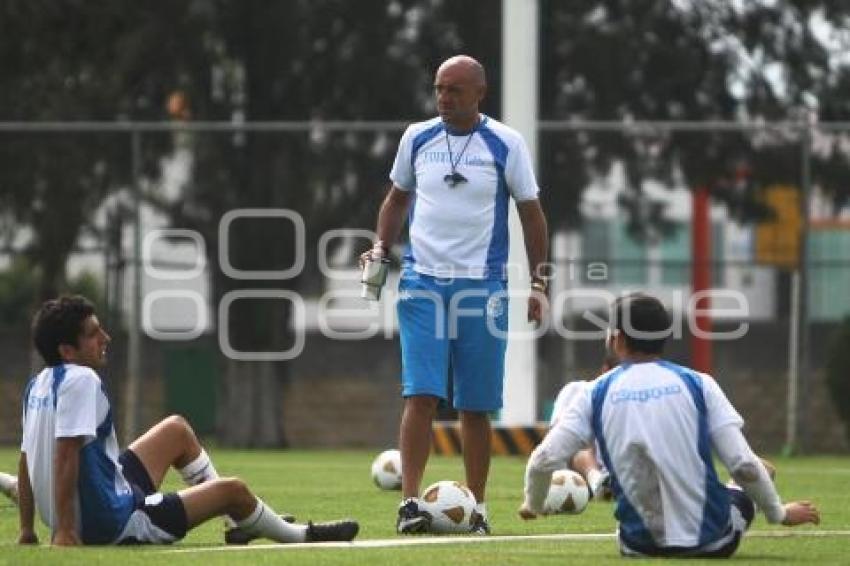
[21,364,135,544]
[561,360,744,549]
[389,114,540,280]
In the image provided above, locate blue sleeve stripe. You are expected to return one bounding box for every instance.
[410,122,444,171]
[658,360,731,545]
[51,364,68,410]
[22,375,36,418]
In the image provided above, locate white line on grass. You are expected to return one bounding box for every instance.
[160,530,850,554]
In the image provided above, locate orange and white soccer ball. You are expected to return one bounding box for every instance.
[419,480,477,533]
[370,449,402,490]
[543,469,590,515]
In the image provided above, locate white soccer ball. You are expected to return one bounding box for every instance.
[371,449,402,490]
[543,469,590,515]
[419,480,477,533]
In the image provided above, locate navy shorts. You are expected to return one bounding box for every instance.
[118,450,189,543]
[619,487,755,558]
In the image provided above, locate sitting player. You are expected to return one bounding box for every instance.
[15,295,359,546]
[521,293,819,558]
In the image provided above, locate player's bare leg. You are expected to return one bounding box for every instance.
[399,396,439,499]
[397,395,439,534]
[179,478,358,543]
[460,410,490,503]
[570,448,610,499]
[128,415,203,488]
[460,410,491,534]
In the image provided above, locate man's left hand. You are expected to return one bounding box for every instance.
[528,289,549,324]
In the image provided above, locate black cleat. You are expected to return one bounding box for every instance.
[224,513,296,545]
[305,519,359,542]
[469,511,490,535]
[396,498,432,534]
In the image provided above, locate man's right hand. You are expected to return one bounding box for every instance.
[358,249,372,270]
[781,501,820,526]
[359,241,388,270]
[52,529,80,546]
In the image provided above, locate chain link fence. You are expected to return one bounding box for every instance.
[0,120,848,452]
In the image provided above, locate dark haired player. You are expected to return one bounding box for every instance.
[15,295,358,546]
[521,293,819,558]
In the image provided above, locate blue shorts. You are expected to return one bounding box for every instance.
[396,269,508,411]
[117,450,188,544]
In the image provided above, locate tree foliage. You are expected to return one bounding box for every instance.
[3,0,850,444]
[540,0,850,233]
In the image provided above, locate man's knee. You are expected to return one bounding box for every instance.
[218,477,252,504]
[161,414,191,431]
[160,414,197,440]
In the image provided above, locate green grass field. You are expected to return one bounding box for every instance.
[0,448,848,564]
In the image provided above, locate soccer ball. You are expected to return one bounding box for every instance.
[419,480,477,533]
[371,449,402,490]
[542,469,590,515]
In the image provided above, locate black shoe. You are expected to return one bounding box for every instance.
[224,513,296,545]
[469,511,490,535]
[306,519,359,542]
[396,498,432,534]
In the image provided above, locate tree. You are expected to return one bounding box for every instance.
[540,0,850,233]
[153,0,503,446]
[0,1,217,306]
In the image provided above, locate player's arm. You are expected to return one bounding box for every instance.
[516,199,549,323]
[53,436,83,546]
[712,425,819,526]
[17,452,38,544]
[520,418,586,518]
[360,185,413,266]
[375,185,413,249]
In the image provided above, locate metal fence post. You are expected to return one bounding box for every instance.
[123,129,143,444]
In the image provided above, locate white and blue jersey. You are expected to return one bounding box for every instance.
[389,114,540,280]
[554,360,744,549]
[21,364,135,544]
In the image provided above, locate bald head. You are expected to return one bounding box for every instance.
[434,55,487,130]
[437,55,486,88]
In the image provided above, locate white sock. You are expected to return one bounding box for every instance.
[179,450,236,528]
[587,468,604,495]
[179,449,219,485]
[474,502,487,519]
[237,499,307,543]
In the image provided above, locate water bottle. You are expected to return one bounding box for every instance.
[361,243,390,301]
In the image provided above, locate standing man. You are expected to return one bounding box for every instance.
[520,293,819,558]
[15,295,358,546]
[363,55,548,535]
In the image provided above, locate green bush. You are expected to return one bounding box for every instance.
[0,258,105,329]
[826,316,850,442]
